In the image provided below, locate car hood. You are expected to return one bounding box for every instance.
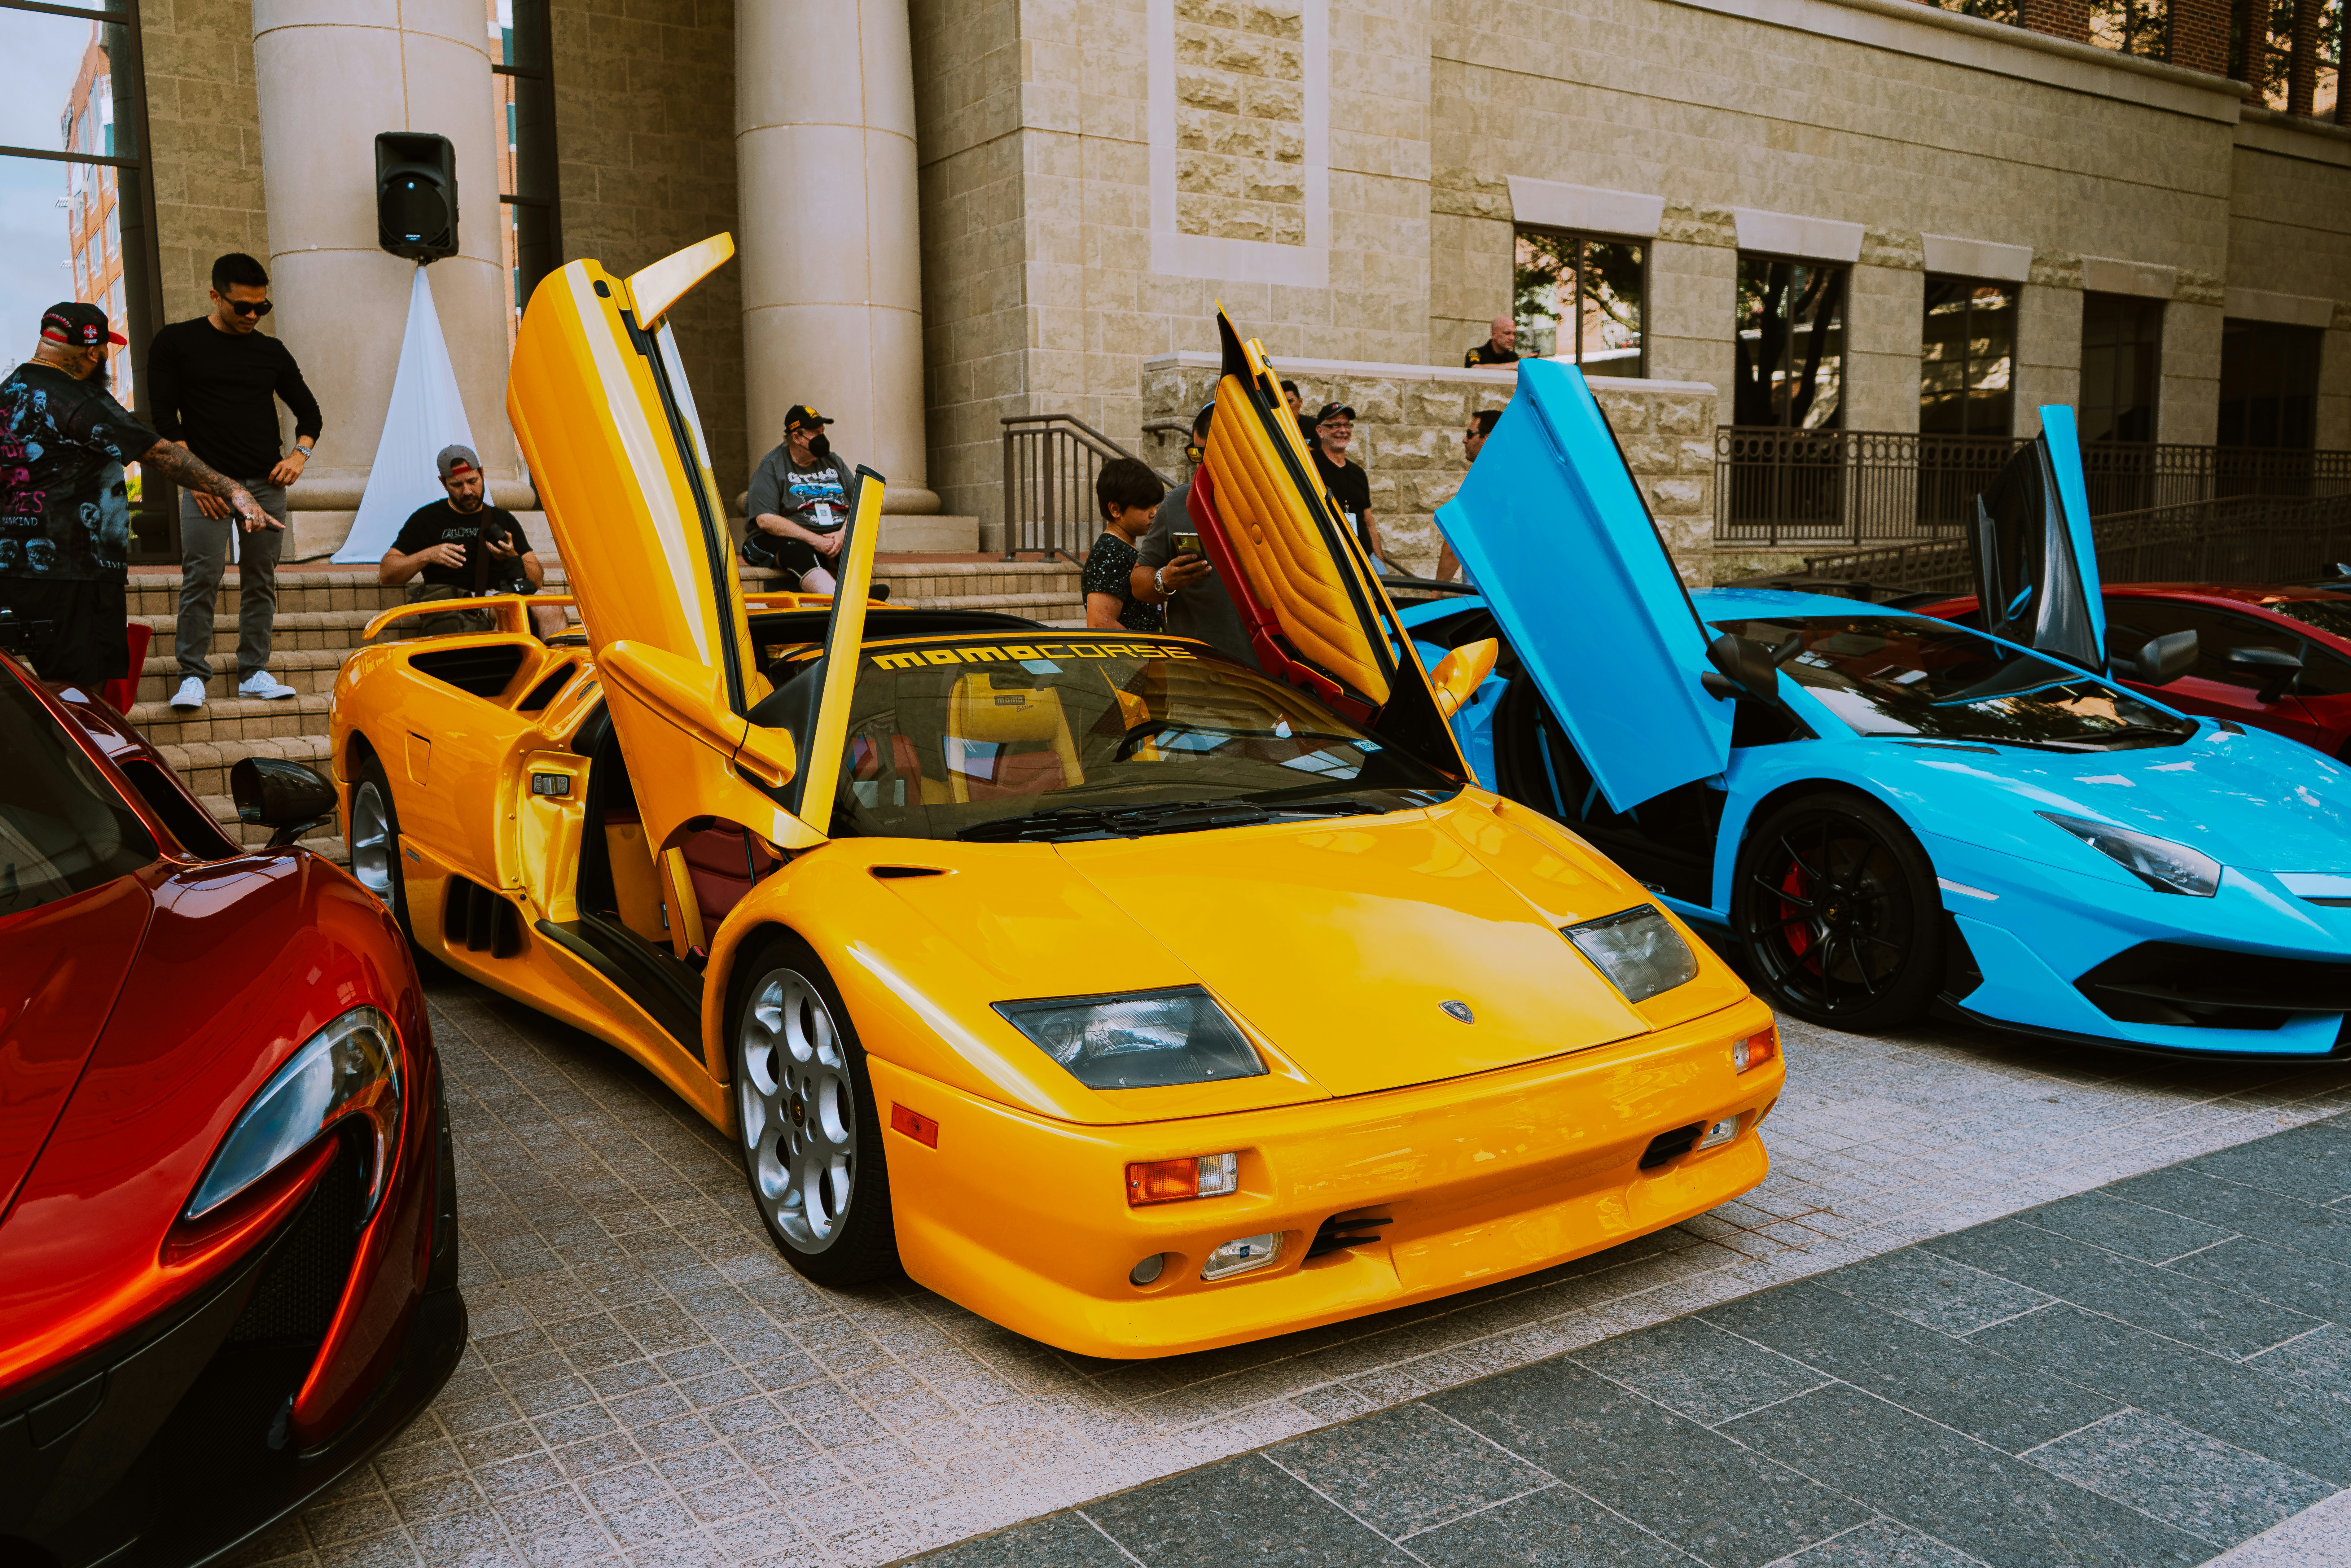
[1871,724,2351,876]
[0,875,152,1224]
[1054,799,1657,1097]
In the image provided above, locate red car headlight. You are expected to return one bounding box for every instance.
[184,1006,403,1221]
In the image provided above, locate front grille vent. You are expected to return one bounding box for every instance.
[227,1133,364,1349]
[2076,942,2351,1030]
[1639,1123,1705,1170]
[1307,1211,1392,1260]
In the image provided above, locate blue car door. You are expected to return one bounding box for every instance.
[1969,405,2107,673]
[1433,360,1733,812]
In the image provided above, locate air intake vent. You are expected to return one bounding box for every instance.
[444,877,525,958]
[410,643,527,697]
[1307,1211,1392,1259]
[227,1132,364,1349]
[1638,1123,1705,1170]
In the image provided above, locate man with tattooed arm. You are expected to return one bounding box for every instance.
[0,302,269,694]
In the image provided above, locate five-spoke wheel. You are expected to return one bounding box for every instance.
[1733,793,1942,1031]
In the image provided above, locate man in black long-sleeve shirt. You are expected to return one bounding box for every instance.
[148,251,323,709]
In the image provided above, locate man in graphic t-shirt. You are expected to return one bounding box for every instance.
[743,404,858,593]
[1310,402,1382,573]
[378,445,564,638]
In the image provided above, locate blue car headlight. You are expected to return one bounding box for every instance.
[185,1006,403,1221]
[994,987,1266,1090]
[2039,812,2220,897]
[1565,905,1700,1003]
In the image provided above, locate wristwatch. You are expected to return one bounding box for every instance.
[293,445,313,458]
[1154,566,1171,597]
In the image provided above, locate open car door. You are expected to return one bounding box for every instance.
[1432,359,1734,813]
[1187,311,1466,778]
[507,234,877,859]
[1968,405,2106,674]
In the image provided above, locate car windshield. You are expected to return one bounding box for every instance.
[826,634,1456,841]
[1,672,157,918]
[1709,614,2196,748]
[2261,597,2351,640]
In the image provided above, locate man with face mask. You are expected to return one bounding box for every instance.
[0,302,267,691]
[743,404,857,594]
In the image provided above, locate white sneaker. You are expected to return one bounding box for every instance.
[238,670,297,701]
[170,675,207,711]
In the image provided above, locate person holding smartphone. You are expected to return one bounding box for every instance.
[743,404,856,593]
[1083,458,1166,631]
[1130,401,1261,670]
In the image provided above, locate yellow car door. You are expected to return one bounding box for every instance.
[506,234,875,862]
[1190,309,1472,780]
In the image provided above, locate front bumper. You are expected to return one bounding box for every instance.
[0,1088,466,1568]
[871,995,1779,1358]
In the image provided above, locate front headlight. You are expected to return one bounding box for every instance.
[1565,906,1700,1003]
[185,1006,403,1220]
[2039,812,2220,897]
[994,986,1266,1090]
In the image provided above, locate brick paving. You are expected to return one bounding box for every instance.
[223,971,2351,1568]
[935,1111,2351,1567]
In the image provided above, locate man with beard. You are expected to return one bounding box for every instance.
[743,404,858,593]
[378,445,563,637]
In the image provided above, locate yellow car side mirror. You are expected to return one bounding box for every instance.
[1429,638,1498,719]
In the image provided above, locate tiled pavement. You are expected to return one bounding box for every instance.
[931,1111,2351,1567]
[224,971,2351,1568]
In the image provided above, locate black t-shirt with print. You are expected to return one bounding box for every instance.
[1314,450,1374,554]
[0,362,160,582]
[1081,531,1161,633]
[391,500,533,590]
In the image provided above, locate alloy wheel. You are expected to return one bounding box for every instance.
[349,779,394,902]
[1743,813,1917,1017]
[736,968,856,1253]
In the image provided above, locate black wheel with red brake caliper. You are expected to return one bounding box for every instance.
[1732,792,1942,1032]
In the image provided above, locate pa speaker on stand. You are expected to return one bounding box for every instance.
[376,132,458,262]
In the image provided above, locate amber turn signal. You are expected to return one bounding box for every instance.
[1126,1152,1239,1206]
[1732,1027,1779,1073]
[890,1104,939,1147]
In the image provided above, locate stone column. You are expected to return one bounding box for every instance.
[250,0,522,547]
[1844,229,1925,434]
[2014,253,2083,439]
[736,0,937,515]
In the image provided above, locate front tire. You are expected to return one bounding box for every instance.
[728,932,899,1287]
[1732,792,1942,1032]
[349,751,415,943]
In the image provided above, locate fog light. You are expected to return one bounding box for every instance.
[1697,1116,1741,1151]
[1126,1152,1239,1206]
[1732,1027,1778,1073]
[1201,1232,1282,1281]
[1129,1253,1167,1286]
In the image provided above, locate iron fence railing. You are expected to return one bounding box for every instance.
[1000,415,1172,561]
[1717,428,2351,547]
[1781,492,2351,598]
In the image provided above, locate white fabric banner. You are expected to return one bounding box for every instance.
[332,266,477,563]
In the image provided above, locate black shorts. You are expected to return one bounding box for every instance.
[740,529,828,583]
[0,576,129,690]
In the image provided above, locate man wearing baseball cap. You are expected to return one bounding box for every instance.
[377,444,563,638]
[742,403,857,593]
[0,302,268,692]
[1311,401,1384,572]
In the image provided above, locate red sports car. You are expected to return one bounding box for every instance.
[1918,583,2351,760]
[0,646,463,1568]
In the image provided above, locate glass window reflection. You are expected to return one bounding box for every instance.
[1513,228,1644,374]
[1734,256,1846,430]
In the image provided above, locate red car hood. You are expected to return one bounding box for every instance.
[0,875,151,1223]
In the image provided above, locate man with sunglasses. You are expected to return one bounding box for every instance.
[148,252,323,711]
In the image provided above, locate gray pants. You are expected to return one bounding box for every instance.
[177,478,290,682]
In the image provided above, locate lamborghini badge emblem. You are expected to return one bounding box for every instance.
[1440,1000,1474,1024]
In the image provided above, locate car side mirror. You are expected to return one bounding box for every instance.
[2124,630,2198,687]
[230,755,340,849]
[2227,644,2303,703]
[1428,638,1498,719]
[1704,633,1782,703]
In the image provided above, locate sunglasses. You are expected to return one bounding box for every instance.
[226,298,273,318]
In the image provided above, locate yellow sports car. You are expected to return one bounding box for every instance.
[328,234,1782,1357]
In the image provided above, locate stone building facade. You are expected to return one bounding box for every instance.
[82,0,2351,573]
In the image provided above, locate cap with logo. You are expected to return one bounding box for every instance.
[41,301,126,349]
[436,444,481,481]
[783,405,835,435]
[1314,402,1358,426]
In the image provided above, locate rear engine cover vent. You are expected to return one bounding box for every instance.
[1639,1123,1705,1170]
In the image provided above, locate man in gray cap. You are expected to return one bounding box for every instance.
[378,444,563,637]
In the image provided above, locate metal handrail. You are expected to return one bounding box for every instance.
[1000,415,1174,562]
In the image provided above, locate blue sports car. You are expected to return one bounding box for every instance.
[1407,361,2351,1058]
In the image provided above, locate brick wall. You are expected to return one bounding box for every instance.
[1140,355,1719,584]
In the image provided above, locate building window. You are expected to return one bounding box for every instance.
[490,0,561,349]
[0,0,168,559]
[2218,318,2322,449]
[1920,278,2019,437]
[2079,292,2163,444]
[1734,256,1846,429]
[2089,0,2170,58]
[1512,228,1645,375]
